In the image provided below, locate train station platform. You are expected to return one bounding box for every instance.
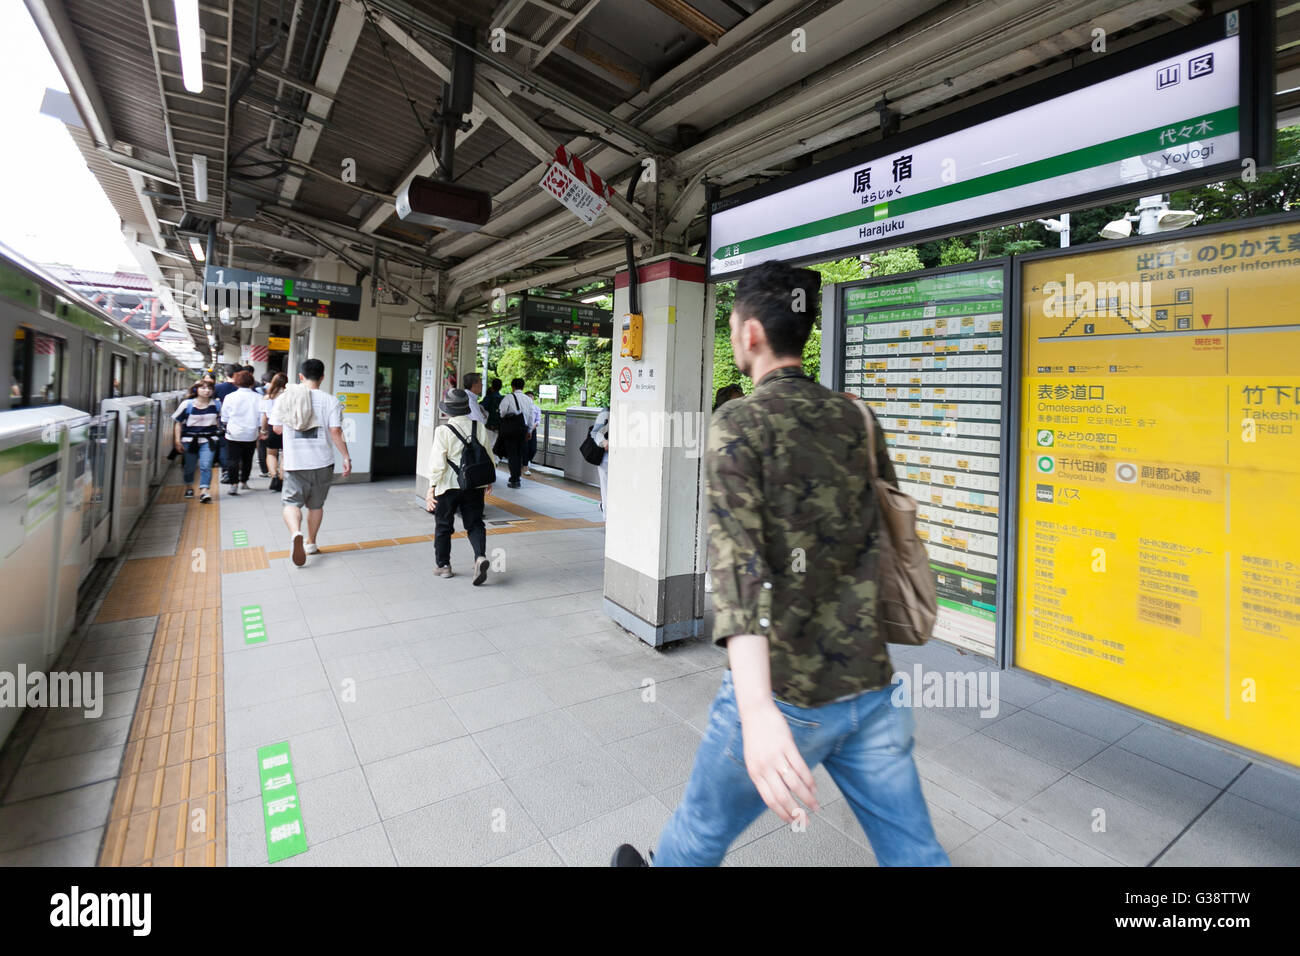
[1,465,1298,868]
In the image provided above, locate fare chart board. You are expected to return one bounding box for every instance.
[1017,218,1300,767]
[841,265,1007,656]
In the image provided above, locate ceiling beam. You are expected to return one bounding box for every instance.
[642,0,726,44]
[362,5,652,241]
[359,0,671,152]
[279,2,366,204]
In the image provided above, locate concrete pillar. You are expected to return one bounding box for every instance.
[414,319,476,497]
[603,254,712,646]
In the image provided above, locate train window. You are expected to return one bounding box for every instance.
[111,354,125,398]
[11,327,65,406]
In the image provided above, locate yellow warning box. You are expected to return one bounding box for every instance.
[335,336,376,351]
[336,392,370,413]
[268,336,290,350]
[1017,219,1300,767]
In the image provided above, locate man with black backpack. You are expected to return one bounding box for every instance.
[425,388,497,584]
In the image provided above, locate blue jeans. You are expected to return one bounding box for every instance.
[182,442,215,487]
[654,671,949,866]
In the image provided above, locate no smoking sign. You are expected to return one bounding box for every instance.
[618,367,632,393]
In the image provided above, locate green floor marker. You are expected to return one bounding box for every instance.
[242,605,267,644]
[232,530,249,547]
[257,742,307,863]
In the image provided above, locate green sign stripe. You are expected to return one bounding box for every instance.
[0,441,60,478]
[936,597,997,621]
[931,564,997,585]
[257,742,307,863]
[716,108,1239,259]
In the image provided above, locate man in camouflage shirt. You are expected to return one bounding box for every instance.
[615,261,947,867]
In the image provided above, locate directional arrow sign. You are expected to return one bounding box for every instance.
[341,362,353,374]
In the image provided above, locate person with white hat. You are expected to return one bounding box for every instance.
[425,388,498,584]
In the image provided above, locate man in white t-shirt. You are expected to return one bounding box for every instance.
[268,358,351,567]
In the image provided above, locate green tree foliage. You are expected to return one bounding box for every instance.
[938,237,977,265]
[1171,125,1300,222]
[487,316,611,410]
[865,246,923,276]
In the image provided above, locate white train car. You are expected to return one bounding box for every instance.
[0,243,191,747]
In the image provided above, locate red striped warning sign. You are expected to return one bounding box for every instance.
[555,146,613,200]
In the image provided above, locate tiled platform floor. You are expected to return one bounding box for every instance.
[215,471,1300,867]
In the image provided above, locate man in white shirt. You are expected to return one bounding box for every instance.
[497,377,536,488]
[268,358,351,567]
[523,390,542,476]
[463,372,487,424]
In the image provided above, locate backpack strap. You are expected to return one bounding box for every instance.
[855,400,879,481]
[445,422,468,445]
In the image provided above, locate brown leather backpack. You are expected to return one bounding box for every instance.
[855,400,938,645]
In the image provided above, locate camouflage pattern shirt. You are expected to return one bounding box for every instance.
[707,365,899,708]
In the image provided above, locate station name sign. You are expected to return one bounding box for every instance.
[707,5,1272,280]
[203,265,362,322]
[517,294,613,337]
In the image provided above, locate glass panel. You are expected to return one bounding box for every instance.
[11,328,25,404]
[405,367,419,446]
[32,333,62,404]
[374,366,392,446]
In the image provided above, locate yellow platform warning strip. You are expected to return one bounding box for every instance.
[98,484,226,866]
[257,493,602,564]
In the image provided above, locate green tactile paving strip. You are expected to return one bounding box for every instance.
[241,605,267,645]
[232,530,249,547]
[257,742,307,863]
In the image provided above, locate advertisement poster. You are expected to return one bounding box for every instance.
[1016,219,1300,766]
[333,335,375,475]
[842,265,1006,656]
[438,327,461,421]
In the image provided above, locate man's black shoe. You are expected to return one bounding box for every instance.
[507,480,520,488]
[611,844,649,867]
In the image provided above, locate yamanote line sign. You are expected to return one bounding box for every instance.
[707,5,1272,280]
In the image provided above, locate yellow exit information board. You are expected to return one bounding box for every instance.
[1017,219,1300,767]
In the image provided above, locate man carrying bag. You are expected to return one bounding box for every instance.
[426,388,497,585]
[493,377,536,488]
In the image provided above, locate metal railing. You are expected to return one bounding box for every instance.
[536,410,568,470]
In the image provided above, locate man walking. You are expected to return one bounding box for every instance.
[496,378,536,489]
[268,358,351,567]
[481,377,503,450]
[523,389,542,476]
[463,372,487,425]
[424,388,495,584]
[613,261,948,867]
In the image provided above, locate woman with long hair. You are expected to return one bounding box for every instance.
[172,376,221,502]
[260,372,288,492]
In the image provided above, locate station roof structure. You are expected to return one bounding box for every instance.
[26,0,1300,361]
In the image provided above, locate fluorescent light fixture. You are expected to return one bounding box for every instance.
[174,0,203,93]
[192,154,208,203]
[580,293,609,304]
[188,236,205,261]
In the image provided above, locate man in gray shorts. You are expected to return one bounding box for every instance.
[268,358,351,567]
